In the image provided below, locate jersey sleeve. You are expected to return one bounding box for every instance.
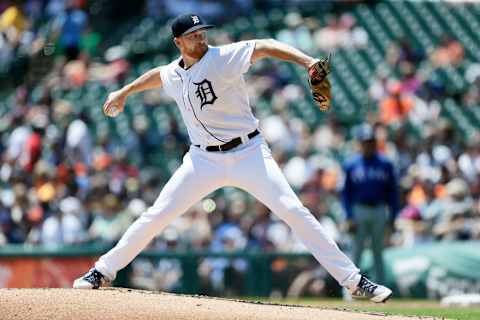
[159,64,172,97]
[217,40,256,79]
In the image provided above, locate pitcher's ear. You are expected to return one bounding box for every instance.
[173,37,181,49]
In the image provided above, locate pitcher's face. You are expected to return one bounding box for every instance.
[175,29,209,59]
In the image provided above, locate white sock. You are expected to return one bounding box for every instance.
[342,272,362,290]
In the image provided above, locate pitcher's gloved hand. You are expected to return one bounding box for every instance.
[308,54,332,112]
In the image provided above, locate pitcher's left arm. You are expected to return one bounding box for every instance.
[251,39,332,111]
[251,39,316,69]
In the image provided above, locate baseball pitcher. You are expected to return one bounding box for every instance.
[73,14,392,303]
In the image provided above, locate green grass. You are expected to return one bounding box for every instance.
[246,298,480,320]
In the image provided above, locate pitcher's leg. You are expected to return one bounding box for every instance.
[230,144,359,287]
[95,152,223,280]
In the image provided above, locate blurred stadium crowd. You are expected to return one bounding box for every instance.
[1,0,480,291]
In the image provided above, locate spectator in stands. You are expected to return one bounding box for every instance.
[0,182,28,244]
[398,63,422,95]
[342,124,399,283]
[458,142,480,184]
[197,200,250,295]
[89,194,133,243]
[261,110,296,154]
[62,53,89,87]
[313,13,367,51]
[338,13,368,49]
[53,0,88,60]
[397,38,424,66]
[80,25,101,58]
[313,15,341,52]
[46,0,66,18]
[0,2,30,76]
[431,35,465,67]
[199,224,248,295]
[89,45,130,85]
[20,115,46,173]
[432,178,475,240]
[65,111,92,167]
[5,113,30,163]
[40,196,87,247]
[379,81,414,126]
[277,12,313,53]
[182,207,212,250]
[368,69,391,103]
[394,205,427,247]
[247,202,276,251]
[0,2,29,37]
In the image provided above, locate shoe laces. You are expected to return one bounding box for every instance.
[357,276,378,295]
[85,269,103,284]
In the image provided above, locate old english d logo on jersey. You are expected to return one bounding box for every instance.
[193,79,217,110]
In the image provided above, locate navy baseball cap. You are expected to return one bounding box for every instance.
[171,14,215,38]
[354,124,375,142]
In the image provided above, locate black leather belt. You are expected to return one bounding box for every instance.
[195,129,260,152]
[358,201,384,207]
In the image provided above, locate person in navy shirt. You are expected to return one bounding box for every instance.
[342,124,399,284]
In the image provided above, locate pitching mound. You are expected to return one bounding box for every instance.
[1,288,429,320]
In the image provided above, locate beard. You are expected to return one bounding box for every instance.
[185,42,208,59]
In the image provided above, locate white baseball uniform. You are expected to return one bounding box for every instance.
[94,40,360,289]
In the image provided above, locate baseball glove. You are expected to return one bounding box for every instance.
[308,54,332,112]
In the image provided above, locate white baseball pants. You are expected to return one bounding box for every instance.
[95,135,360,288]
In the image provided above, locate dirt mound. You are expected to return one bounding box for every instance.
[0,288,429,320]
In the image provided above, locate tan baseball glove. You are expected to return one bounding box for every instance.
[308,54,332,112]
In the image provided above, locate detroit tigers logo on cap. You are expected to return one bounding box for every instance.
[171,14,215,37]
[192,15,200,24]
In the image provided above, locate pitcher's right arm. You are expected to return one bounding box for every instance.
[103,66,163,117]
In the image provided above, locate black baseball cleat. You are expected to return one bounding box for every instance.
[348,274,392,303]
[73,268,108,289]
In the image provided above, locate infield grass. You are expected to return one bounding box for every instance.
[247,298,480,320]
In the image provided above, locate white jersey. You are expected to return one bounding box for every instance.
[160,41,259,146]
